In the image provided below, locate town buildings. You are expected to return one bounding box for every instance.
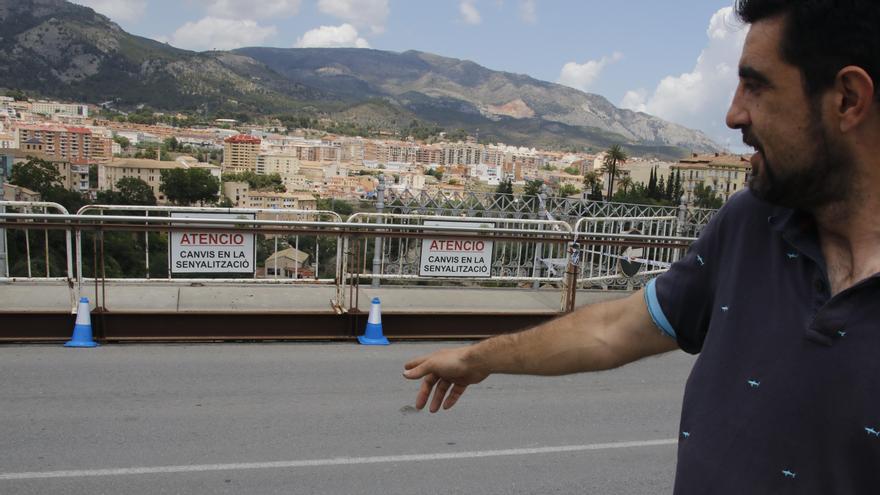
[17,124,112,164]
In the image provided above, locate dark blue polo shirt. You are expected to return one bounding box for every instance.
[645,190,880,494]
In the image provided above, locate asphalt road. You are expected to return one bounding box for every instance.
[0,343,696,495]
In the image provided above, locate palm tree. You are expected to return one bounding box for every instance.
[618,175,634,195]
[583,171,602,200]
[601,144,629,201]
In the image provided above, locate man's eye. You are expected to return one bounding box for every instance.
[742,81,762,93]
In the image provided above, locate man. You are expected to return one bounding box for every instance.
[403,1,880,492]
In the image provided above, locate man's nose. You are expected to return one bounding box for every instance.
[726,86,749,130]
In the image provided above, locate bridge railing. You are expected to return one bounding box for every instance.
[0,201,73,282]
[74,205,343,286]
[0,207,696,314]
[573,215,683,290]
[348,213,572,286]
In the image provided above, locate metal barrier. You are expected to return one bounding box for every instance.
[0,201,73,282]
[75,205,343,287]
[0,207,697,318]
[383,189,719,234]
[348,213,572,285]
[573,216,692,290]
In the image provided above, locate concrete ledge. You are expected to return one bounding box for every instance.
[0,281,631,316]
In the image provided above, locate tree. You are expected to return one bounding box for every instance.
[494,177,514,208]
[664,171,676,201]
[558,184,581,197]
[656,175,666,201]
[97,178,156,205]
[113,135,130,149]
[88,165,98,189]
[316,197,354,217]
[163,137,179,153]
[618,176,634,195]
[583,171,603,201]
[222,171,285,192]
[601,144,628,201]
[523,179,544,198]
[694,184,723,209]
[9,157,88,212]
[10,157,63,193]
[159,168,219,206]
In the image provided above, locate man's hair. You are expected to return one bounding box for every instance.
[735,0,880,100]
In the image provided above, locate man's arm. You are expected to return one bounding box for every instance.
[402,288,678,412]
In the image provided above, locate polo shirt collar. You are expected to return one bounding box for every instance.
[767,203,826,272]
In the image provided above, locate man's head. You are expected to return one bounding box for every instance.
[727,0,880,209]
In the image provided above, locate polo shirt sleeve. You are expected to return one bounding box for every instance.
[644,206,728,354]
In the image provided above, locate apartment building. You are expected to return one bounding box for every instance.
[441,141,485,166]
[0,130,16,149]
[264,136,340,162]
[672,153,752,205]
[244,191,318,210]
[29,101,89,119]
[223,135,261,173]
[17,124,112,164]
[99,157,220,204]
[256,152,300,176]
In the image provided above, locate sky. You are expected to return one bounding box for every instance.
[71,0,749,151]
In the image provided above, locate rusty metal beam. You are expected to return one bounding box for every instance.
[0,312,556,343]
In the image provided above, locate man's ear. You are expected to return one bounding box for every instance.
[835,66,875,133]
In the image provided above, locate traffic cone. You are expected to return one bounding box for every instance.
[65,297,99,348]
[358,297,390,345]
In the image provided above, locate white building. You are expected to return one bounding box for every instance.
[30,100,89,118]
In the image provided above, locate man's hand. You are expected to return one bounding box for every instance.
[403,347,490,412]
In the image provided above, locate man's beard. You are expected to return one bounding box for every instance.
[745,111,854,210]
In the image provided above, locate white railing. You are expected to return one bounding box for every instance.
[0,205,697,314]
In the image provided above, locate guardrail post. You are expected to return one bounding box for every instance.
[676,194,688,238]
[0,167,7,278]
[561,241,580,312]
[532,187,548,289]
[371,174,385,288]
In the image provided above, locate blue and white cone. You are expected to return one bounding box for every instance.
[358,297,390,345]
[64,297,99,348]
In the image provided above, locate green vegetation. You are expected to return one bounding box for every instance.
[558,184,581,197]
[610,168,685,206]
[9,157,88,212]
[159,168,219,206]
[424,168,444,181]
[523,179,543,198]
[404,120,444,141]
[221,171,286,192]
[601,144,628,201]
[96,177,156,206]
[693,183,723,209]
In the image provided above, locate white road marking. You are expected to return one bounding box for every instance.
[0,439,677,481]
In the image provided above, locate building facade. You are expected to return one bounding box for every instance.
[222,135,261,173]
[672,153,752,205]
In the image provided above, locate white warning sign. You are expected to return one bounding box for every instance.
[170,212,255,274]
[419,221,494,278]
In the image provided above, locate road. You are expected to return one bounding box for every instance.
[0,343,696,494]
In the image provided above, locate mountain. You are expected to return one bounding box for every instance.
[0,0,321,112]
[0,0,720,156]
